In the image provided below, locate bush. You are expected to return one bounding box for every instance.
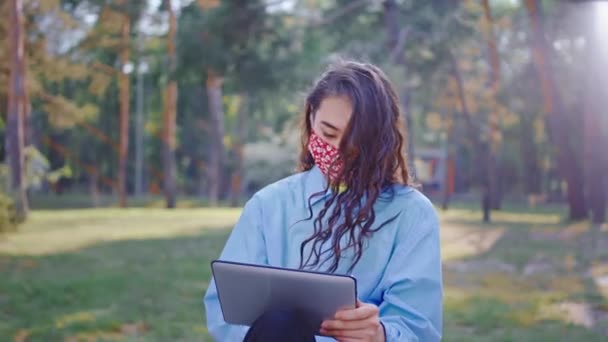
[243,140,298,193]
[0,192,19,233]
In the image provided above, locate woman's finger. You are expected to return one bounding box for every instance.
[322,319,364,331]
[335,302,379,321]
[321,327,374,338]
[322,316,380,331]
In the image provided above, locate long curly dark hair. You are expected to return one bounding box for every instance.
[296,61,410,274]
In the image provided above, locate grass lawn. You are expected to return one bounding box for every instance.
[1,204,607,341]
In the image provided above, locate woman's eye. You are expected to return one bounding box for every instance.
[323,133,337,139]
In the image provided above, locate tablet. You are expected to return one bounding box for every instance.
[211,260,357,332]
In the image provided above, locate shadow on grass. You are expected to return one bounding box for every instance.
[442,209,608,340]
[0,229,231,342]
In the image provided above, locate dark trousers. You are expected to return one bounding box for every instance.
[243,309,317,342]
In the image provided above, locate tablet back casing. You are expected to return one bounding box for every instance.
[211,260,357,329]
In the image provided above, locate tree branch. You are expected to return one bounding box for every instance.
[312,0,369,27]
[390,26,411,64]
[92,61,118,75]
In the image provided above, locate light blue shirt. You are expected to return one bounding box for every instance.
[204,166,442,341]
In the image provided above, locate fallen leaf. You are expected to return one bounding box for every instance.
[121,321,147,335]
[14,329,30,342]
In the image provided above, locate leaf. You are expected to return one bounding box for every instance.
[47,165,73,184]
[223,135,232,149]
[42,95,99,129]
[418,48,434,60]
[89,73,112,97]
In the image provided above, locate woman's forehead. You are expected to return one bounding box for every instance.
[314,96,353,130]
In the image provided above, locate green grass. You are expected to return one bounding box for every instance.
[1,205,607,341]
[28,193,242,210]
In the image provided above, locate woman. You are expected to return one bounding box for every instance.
[204,61,442,342]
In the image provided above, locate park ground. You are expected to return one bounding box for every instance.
[1,199,608,341]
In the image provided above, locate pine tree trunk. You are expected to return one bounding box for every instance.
[206,71,225,206]
[118,15,131,208]
[449,50,491,222]
[524,0,587,220]
[520,115,541,194]
[163,1,178,209]
[134,32,145,196]
[230,93,248,207]
[383,0,416,176]
[400,89,416,177]
[89,173,100,208]
[6,0,29,218]
[441,110,452,210]
[482,0,502,211]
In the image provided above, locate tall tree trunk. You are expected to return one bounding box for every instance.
[383,0,416,176]
[134,31,145,196]
[206,71,225,206]
[196,84,207,196]
[400,90,415,177]
[441,110,452,210]
[118,15,131,208]
[520,115,541,194]
[230,93,248,207]
[6,0,29,218]
[163,1,178,209]
[481,0,502,210]
[448,50,491,222]
[89,173,100,208]
[524,0,587,220]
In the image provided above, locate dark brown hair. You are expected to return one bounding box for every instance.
[296,60,410,273]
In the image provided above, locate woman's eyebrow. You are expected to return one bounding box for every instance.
[321,120,339,131]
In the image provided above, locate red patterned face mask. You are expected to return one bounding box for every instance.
[308,131,344,182]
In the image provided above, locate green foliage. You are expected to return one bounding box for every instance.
[0,0,602,205]
[0,192,19,233]
[0,164,20,232]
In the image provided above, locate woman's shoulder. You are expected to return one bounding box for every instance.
[388,185,439,235]
[385,184,435,212]
[249,170,311,203]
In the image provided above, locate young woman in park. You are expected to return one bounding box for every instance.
[204,61,442,342]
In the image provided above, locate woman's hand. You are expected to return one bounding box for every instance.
[320,300,385,342]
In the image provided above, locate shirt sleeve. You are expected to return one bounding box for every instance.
[203,195,268,341]
[379,203,443,341]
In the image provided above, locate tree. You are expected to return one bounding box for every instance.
[68,0,147,206]
[162,0,178,208]
[5,0,29,218]
[1,0,120,206]
[524,0,587,220]
[447,48,490,222]
[481,0,502,211]
[383,0,415,173]
[177,0,299,204]
[118,11,130,207]
[230,93,248,207]
[205,70,224,205]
